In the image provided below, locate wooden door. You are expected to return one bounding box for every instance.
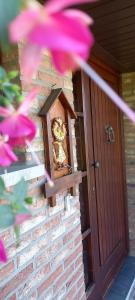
[73,59,128,300]
[91,79,125,266]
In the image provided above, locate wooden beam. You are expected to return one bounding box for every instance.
[44,172,82,198]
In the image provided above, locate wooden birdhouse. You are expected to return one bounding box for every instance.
[39,88,82,207]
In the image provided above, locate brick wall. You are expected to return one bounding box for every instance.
[0,46,86,300]
[122,72,135,256]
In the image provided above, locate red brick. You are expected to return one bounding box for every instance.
[64,79,73,90]
[74,234,82,247]
[64,245,82,268]
[38,72,63,87]
[0,261,14,281]
[0,264,33,299]
[77,275,85,289]
[33,263,50,282]
[48,215,61,229]
[18,264,50,298]
[74,284,85,300]
[35,251,49,268]
[28,291,37,300]
[64,90,74,103]
[39,56,52,70]
[0,229,13,244]
[43,215,61,233]
[53,264,74,293]
[65,285,77,300]
[7,294,16,300]
[38,265,63,296]
[66,241,74,252]
[32,226,45,239]
[63,230,75,244]
[75,255,83,269]
[66,265,82,289]
[63,216,76,228]
[47,240,63,257]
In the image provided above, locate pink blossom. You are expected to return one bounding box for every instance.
[0,135,17,166]
[0,239,7,263]
[9,0,94,78]
[0,89,37,147]
[15,214,31,225]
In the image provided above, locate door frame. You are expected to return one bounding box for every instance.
[80,57,129,299]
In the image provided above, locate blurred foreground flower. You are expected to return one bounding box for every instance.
[15,213,31,225]
[0,177,33,254]
[0,136,17,166]
[0,239,7,263]
[9,0,94,79]
[0,89,37,149]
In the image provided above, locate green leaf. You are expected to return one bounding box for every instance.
[0,205,15,228]
[0,67,7,80]
[0,190,12,201]
[13,178,28,204]
[0,95,11,107]
[0,178,10,200]
[12,201,30,214]
[7,70,18,80]
[4,192,16,202]
[2,82,16,100]
[16,94,23,105]
[0,0,23,47]
[11,84,20,93]
[25,197,33,205]
[0,177,5,191]
[15,205,30,214]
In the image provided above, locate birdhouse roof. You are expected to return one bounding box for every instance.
[39,88,77,119]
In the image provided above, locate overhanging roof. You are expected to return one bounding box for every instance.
[77,0,135,73]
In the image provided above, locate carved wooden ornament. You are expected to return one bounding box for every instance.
[39,88,82,207]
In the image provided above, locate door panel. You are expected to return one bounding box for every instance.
[91,79,125,265]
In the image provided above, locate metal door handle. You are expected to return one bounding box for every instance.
[92,161,100,168]
[105,125,115,143]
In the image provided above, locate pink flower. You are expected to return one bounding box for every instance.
[0,89,37,147]
[15,214,31,225]
[0,239,7,263]
[9,0,94,78]
[0,136,17,166]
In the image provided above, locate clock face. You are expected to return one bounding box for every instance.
[52,117,67,142]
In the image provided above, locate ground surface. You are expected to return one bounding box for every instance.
[105,256,135,300]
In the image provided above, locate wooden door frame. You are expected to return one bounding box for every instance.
[80,57,129,298]
[81,70,101,300]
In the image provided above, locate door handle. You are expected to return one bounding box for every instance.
[105,125,115,143]
[92,161,100,168]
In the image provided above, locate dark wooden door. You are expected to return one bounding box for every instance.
[73,59,128,300]
[91,79,125,266]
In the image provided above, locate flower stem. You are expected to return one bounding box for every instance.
[26,140,54,188]
[14,225,20,248]
[75,56,135,123]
